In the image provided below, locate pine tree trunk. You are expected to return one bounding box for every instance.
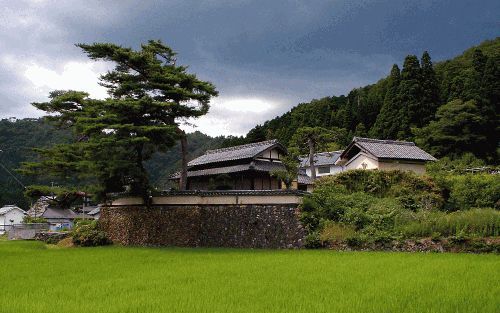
[179,130,188,191]
[136,144,149,202]
[308,137,316,181]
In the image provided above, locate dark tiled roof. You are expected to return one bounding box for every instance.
[297,174,313,185]
[188,139,283,166]
[351,137,436,161]
[170,160,285,179]
[300,151,343,167]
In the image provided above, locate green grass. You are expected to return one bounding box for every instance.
[0,241,498,313]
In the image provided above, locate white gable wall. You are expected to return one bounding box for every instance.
[344,152,379,170]
[258,148,282,160]
[0,208,25,231]
[304,165,343,177]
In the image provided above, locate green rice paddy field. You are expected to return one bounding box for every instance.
[0,240,498,313]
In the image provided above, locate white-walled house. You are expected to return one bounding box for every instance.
[299,151,344,178]
[0,205,26,233]
[335,137,436,174]
[296,138,436,191]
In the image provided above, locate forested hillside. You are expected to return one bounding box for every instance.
[227,38,499,162]
[0,119,222,208]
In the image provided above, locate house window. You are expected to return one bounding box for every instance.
[317,166,330,174]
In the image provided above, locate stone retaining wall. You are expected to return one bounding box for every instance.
[100,204,305,248]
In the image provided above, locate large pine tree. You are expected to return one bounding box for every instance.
[22,40,218,201]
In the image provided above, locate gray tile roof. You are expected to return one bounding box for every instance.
[42,208,79,219]
[297,174,313,185]
[171,160,285,179]
[188,139,283,167]
[300,151,343,167]
[352,137,436,161]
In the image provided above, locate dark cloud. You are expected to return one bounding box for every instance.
[0,0,498,135]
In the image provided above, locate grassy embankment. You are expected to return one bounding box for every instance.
[0,240,498,313]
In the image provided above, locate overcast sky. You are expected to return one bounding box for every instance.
[0,0,498,136]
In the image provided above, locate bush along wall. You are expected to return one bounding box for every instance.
[301,170,500,252]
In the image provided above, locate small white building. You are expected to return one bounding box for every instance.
[299,151,344,178]
[0,205,26,233]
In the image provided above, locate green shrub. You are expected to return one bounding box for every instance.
[317,169,441,198]
[345,233,368,247]
[302,169,499,247]
[304,232,322,249]
[341,206,371,230]
[71,220,111,247]
[446,174,500,210]
[319,222,356,244]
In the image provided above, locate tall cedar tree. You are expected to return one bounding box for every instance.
[419,51,441,125]
[397,55,423,139]
[370,64,401,139]
[22,40,217,201]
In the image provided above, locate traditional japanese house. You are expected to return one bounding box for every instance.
[170,140,287,190]
[335,137,437,174]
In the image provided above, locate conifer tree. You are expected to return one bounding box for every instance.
[420,51,441,125]
[479,56,500,161]
[370,64,401,139]
[396,55,423,139]
[22,40,218,201]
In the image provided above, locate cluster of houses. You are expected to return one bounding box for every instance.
[0,198,100,234]
[170,136,436,192]
[1,136,435,233]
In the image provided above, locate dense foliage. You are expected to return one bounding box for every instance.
[301,169,500,248]
[230,38,499,163]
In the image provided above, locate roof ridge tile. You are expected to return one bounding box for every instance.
[354,136,415,146]
[205,139,278,154]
